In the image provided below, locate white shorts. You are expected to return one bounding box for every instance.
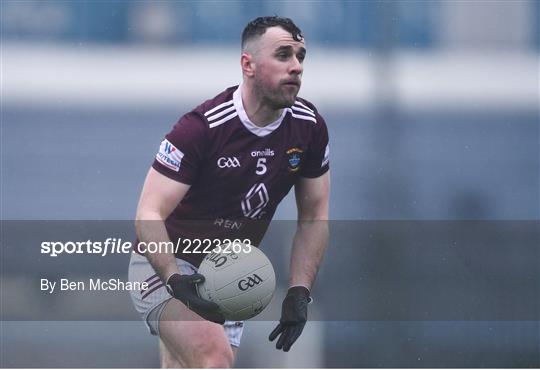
[128,252,244,347]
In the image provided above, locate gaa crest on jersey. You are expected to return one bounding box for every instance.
[217,157,241,168]
[286,147,304,172]
[156,139,184,172]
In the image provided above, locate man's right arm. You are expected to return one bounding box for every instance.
[135,167,225,323]
[135,167,190,282]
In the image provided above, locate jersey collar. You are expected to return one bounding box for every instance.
[233,84,287,137]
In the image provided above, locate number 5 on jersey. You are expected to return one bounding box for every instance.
[256,158,267,175]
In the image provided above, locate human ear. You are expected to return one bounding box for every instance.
[241,52,255,77]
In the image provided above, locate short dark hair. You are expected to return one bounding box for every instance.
[241,16,303,50]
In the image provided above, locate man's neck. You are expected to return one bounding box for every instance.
[241,84,283,127]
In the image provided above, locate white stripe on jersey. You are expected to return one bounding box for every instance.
[322,144,330,167]
[291,105,316,117]
[204,100,234,117]
[294,101,315,114]
[209,111,238,128]
[286,108,317,123]
[207,105,236,122]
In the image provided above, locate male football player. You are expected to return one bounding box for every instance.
[129,16,330,368]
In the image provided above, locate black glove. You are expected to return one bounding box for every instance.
[165,273,225,324]
[269,286,311,352]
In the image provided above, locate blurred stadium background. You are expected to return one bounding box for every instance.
[1,0,539,368]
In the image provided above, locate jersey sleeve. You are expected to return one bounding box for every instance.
[300,112,330,178]
[152,112,208,185]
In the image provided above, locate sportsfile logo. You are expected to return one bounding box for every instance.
[156,139,184,172]
[217,157,241,168]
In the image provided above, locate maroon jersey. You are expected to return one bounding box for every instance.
[150,85,329,266]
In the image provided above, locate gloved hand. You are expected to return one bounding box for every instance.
[165,273,225,324]
[269,286,311,352]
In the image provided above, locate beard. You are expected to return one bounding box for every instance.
[253,75,300,109]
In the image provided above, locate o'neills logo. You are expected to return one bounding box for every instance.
[251,148,275,157]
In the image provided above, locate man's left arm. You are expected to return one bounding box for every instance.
[289,171,330,289]
[269,171,330,351]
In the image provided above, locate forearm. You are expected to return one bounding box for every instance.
[289,220,329,290]
[135,213,179,282]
